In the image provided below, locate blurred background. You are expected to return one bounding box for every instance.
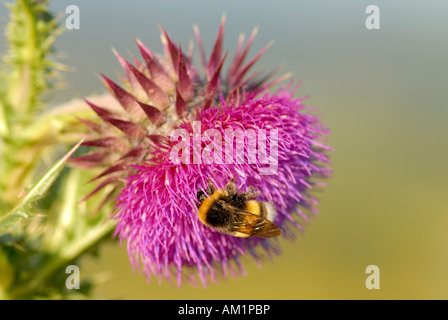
[2,0,447,299]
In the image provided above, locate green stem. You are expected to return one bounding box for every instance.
[10,0,37,114]
[0,211,28,235]
[11,220,116,298]
[0,101,8,136]
[36,221,115,285]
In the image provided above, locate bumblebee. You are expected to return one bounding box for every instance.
[197,179,282,238]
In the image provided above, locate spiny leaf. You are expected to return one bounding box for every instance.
[0,139,84,234]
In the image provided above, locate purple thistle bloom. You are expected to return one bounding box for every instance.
[73,16,331,287]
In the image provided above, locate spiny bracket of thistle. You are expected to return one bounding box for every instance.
[72,15,289,203]
[73,15,331,287]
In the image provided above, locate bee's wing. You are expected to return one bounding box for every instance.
[232,209,282,238]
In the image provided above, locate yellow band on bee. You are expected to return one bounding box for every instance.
[245,200,261,216]
[198,189,225,225]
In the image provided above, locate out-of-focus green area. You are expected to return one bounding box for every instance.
[2,0,447,299]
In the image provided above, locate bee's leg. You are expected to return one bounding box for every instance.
[206,181,215,195]
[197,190,207,204]
[233,187,259,210]
[226,178,237,197]
[197,181,215,204]
[243,186,259,200]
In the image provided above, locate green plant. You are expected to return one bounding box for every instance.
[0,0,116,299]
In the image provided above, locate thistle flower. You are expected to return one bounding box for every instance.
[73,16,331,287]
